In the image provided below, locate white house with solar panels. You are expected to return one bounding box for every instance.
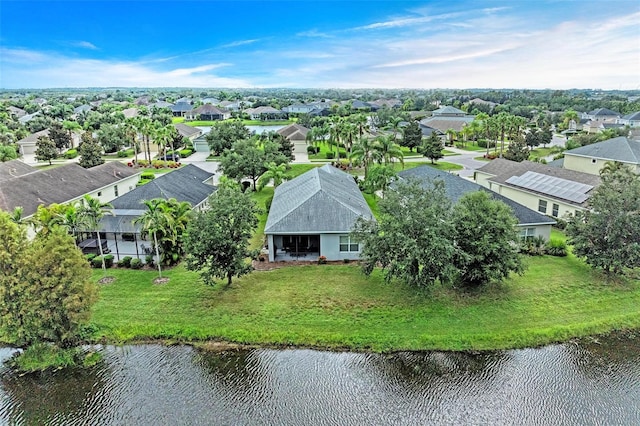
[475,159,601,219]
[264,164,374,262]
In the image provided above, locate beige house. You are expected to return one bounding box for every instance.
[475,159,601,219]
[0,161,140,219]
[562,136,640,175]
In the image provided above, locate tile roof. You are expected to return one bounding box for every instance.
[110,164,215,210]
[564,137,640,164]
[265,164,373,234]
[0,162,139,216]
[398,166,555,226]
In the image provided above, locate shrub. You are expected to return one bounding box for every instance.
[318,255,327,265]
[137,160,149,168]
[521,236,546,256]
[140,172,155,180]
[545,238,568,257]
[85,253,96,264]
[118,256,132,268]
[130,258,143,269]
[179,149,193,157]
[145,254,155,267]
[65,149,78,159]
[343,258,351,264]
[117,149,135,158]
[265,194,274,212]
[307,146,319,154]
[338,151,347,159]
[91,256,103,268]
[152,160,166,169]
[103,254,114,268]
[477,139,497,149]
[325,152,335,159]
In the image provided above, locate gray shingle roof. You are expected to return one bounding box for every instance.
[564,137,640,164]
[277,123,309,140]
[398,166,555,226]
[419,115,474,133]
[0,160,36,183]
[588,107,619,117]
[174,123,202,138]
[0,162,139,216]
[622,111,640,121]
[170,102,193,112]
[432,105,467,116]
[110,164,215,210]
[265,164,374,234]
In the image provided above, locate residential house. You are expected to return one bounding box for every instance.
[618,111,640,127]
[16,129,49,156]
[122,108,139,119]
[191,104,230,121]
[475,158,601,220]
[277,123,309,143]
[282,103,318,114]
[562,136,640,175]
[0,160,37,182]
[174,123,203,141]
[98,164,216,259]
[73,104,92,115]
[170,102,193,117]
[0,161,140,219]
[583,108,620,122]
[419,106,474,141]
[245,106,287,121]
[264,164,374,262]
[7,106,27,118]
[399,165,556,240]
[18,111,40,125]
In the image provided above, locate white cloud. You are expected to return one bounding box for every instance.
[73,41,98,50]
[220,39,259,48]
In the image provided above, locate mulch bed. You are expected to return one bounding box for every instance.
[98,276,116,285]
[153,277,170,285]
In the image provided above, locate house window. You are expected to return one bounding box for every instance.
[519,227,536,241]
[552,203,559,217]
[339,236,359,252]
[538,199,547,214]
[114,185,119,197]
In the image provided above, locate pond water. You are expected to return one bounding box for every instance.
[1,336,639,425]
[197,125,286,136]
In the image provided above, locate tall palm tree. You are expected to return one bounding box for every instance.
[339,120,358,167]
[350,137,380,179]
[124,117,140,164]
[257,162,288,191]
[134,199,172,278]
[373,135,404,167]
[54,205,83,242]
[76,195,113,275]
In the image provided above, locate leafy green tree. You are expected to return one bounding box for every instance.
[373,135,404,166]
[48,121,71,153]
[35,135,57,165]
[218,138,267,191]
[420,133,444,164]
[566,166,640,275]
[76,195,113,274]
[0,214,98,348]
[363,164,396,194]
[350,137,381,179]
[62,120,82,147]
[504,135,530,162]
[451,191,526,286]
[0,145,18,162]
[352,178,456,287]
[78,131,104,168]
[184,183,259,286]
[96,124,127,153]
[206,120,251,155]
[401,120,422,152]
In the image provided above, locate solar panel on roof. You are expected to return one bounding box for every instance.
[505,171,593,204]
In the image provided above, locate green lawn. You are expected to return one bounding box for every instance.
[454,143,487,152]
[89,254,640,352]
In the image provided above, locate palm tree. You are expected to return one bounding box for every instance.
[9,207,26,225]
[76,195,113,275]
[134,199,172,278]
[135,116,154,162]
[124,118,140,164]
[350,137,380,179]
[257,162,288,191]
[339,120,358,167]
[62,120,82,148]
[154,124,175,161]
[390,116,404,139]
[373,135,404,167]
[54,205,83,242]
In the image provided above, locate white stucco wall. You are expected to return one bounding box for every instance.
[86,174,140,204]
[563,155,602,175]
[320,234,362,261]
[491,183,584,220]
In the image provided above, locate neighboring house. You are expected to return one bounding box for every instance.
[191,104,230,121]
[245,106,287,121]
[174,123,203,141]
[73,104,92,115]
[149,101,173,109]
[369,99,402,109]
[475,158,601,219]
[201,97,220,105]
[419,106,474,139]
[467,98,498,109]
[584,108,620,122]
[0,161,140,218]
[7,106,27,118]
[170,102,193,117]
[618,111,640,127]
[399,166,556,240]
[98,164,216,259]
[16,129,49,156]
[282,103,319,114]
[277,123,309,142]
[562,136,640,175]
[122,107,139,119]
[264,164,374,262]
[0,159,37,182]
[18,111,40,125]
[192,134,210,154]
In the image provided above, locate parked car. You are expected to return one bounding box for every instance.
[160,153,180,161]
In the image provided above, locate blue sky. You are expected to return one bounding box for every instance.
[1,1,639,89]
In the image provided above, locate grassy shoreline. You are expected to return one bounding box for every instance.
[86,254,640,353]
